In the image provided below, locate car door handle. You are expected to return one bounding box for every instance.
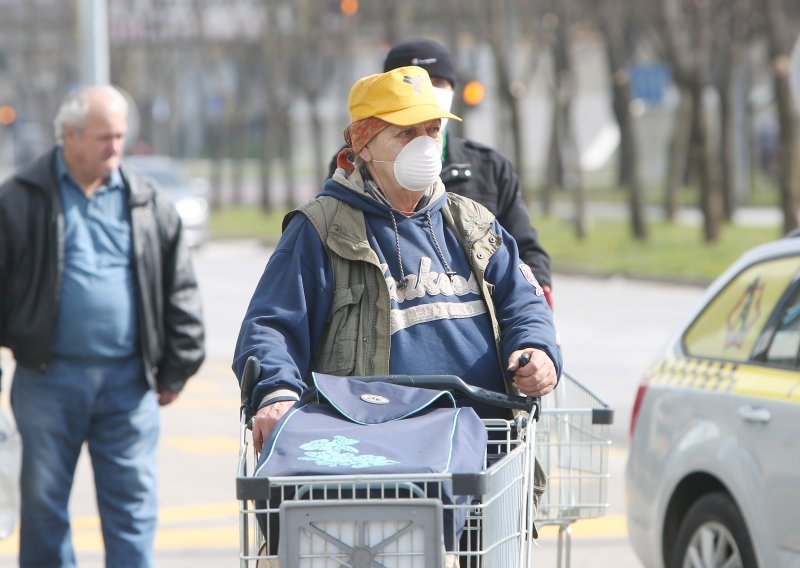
[737,405,772,424]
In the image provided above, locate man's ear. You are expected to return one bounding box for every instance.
[63,126,78,143]
[358,145,373,163]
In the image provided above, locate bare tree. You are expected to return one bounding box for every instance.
[258,0,299,210]
[654,0,691,222]
[228,42,262,206]
[293,1,352,186]
[542,0,586,238]
[191,0,228,209]
[761,0,799,234]
[19,0,798,244]
[441,0,475,142]
[595,0,647,240]
[483,0,525,176]
[371,0,418,44]
[0,1,77,165]
[712,0,756,222]
[659,0,723,242]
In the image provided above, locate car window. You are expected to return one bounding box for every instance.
[764,285,800,366]
[683,256,800,362]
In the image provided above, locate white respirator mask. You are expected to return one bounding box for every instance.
[392,135,443,192]
[374,135,443,192]
[432,87,455,132]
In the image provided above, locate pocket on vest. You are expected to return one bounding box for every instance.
[316,284,364,374]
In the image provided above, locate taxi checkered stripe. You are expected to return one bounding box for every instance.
[646,356,800,402]
[646,357,737,393]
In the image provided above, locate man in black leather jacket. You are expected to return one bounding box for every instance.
[0,85,205,567]
[328,38,553,304]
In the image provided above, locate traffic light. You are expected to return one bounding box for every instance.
[0,105,15,126]
[462,81,485,107]
[340,0,358,16]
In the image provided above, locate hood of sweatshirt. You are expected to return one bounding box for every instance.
[325,166,447,218]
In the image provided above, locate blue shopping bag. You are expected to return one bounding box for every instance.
[256,372,488,551]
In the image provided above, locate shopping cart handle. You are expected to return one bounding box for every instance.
[312,374,538,413]
[239,355,261,419]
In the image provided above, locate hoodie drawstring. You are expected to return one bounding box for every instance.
[389,210,456,289]
[426,212,457,281]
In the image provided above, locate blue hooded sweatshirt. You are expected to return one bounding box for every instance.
[233,173,561,419]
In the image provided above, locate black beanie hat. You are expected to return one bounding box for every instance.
[383,39,457,88]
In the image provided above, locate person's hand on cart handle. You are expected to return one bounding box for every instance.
[252,400,296,453]
[508,348,557,397]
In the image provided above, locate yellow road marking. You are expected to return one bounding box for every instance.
[196,359,237,378]
[154,526,240,549]
[0,526,241,555]
[158,501,239,523]
[0,502,240,556]
[163,436,239,454]
[537,514,627,539]
[169,398,238,411]
[0,503,626,557]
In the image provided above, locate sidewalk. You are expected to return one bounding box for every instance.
[549,200,783,228]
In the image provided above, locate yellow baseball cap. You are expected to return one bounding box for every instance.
[348,65,462,125]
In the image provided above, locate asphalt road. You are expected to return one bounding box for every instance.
[0,239,707,567]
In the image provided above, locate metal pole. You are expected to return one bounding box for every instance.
[79,0,110,86]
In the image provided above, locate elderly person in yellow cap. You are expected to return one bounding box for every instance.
[234,66,561,444]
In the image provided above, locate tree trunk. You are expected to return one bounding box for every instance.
[542,107,561,215]
[259,116,273,213]
[307,94,326,185]
[485,0,524,178]
[208,122,225,210]
[690,81,723,242]
[763,0,799,234]
[550,0,585,239]
[715,0,755,223]
[602,5,647,240]
[546,67,585,238]
[278,112,298,208]
[230,113,246,206]
[658,0,695,223]
[718,45,736,221]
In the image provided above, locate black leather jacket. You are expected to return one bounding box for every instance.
[0,148,205,392]
[328,134,552,287]
[439,135,551,287]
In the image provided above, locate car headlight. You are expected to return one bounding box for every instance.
[176,198,208,224]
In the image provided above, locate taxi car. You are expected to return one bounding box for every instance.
[626,236,800,568]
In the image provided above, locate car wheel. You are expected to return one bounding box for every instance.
[673,493,757,568]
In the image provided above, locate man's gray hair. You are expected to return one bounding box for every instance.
[53,85,128,143]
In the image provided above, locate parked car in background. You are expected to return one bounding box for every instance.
[627,236,800,568]
[125,155,210,248]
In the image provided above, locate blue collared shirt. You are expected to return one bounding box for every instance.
[51,148,140,360]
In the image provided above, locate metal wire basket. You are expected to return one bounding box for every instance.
[534,372,614,567]
[238,416,538,567]
[235,366,543,567]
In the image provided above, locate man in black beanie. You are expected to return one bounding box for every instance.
[328,38,554,305]
[382,38,458,89]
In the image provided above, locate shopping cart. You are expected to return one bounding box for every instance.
[236,356,542,567]
[534,372,614,568]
